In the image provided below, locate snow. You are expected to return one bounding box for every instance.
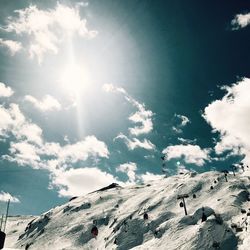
[4,168,250,249]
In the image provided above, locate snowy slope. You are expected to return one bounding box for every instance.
[4,215,36,250]
[5,169,250,250]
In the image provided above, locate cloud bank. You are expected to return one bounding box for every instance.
[203,78,250,165]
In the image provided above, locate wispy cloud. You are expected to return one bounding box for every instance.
[24,94,61,112]
[177,137,197,144]
[0,39,22,55]
[172,114,190,134]
[115,133,155,151]
[2,3,97,63]
[0,82,14,97]
[0,191,20,203]
[117,162,137,183]
[103,84,154,136]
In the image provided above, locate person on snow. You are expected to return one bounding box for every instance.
[201,207,207,222]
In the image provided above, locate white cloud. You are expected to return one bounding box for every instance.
[6,135,109,171]
[115,133,155,151]
[232,13,250,30]
[51,167,118,197]
[117,162,137,183]
[7,141,42,168]
[172,114,190,134]
[0,39,22,55]
[162,144,210,166]
[0,191,20,203]
[1,96,111,197]
[3,3,97,63]
[1,102,109,177]
[24,95,61,112]
[176,114,190,127]
[0,103,43,145]
[177,137,197,144]
[103,83,153,136]
[203,78,250,165]
[0,82,14,97]
[140,172,162,182]
[44,136,110,166]
[128,109,153,136]
[2,106,111,196]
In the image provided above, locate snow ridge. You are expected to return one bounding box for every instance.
[5,169,250,250]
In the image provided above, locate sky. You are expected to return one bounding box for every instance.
[0,0,250,215]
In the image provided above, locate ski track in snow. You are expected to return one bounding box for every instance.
[4,169,250,250]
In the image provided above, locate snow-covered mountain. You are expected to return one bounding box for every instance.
[4,169,250,250]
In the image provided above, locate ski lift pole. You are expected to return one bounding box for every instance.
[222,170,229,182]
[240,163,245,172]
[177,194,189,215]
[0,215,3,231]
[3,199,10,233]
[231,165,236,176]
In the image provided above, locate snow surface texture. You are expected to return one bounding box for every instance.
[4,169,250,250]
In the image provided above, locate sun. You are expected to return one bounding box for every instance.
[59,63,90,94]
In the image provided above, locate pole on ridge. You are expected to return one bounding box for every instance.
[177,194,189,216]
[0,214,4,231]
[3,199,10,233]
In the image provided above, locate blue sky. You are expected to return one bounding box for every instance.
[0,0,250,215]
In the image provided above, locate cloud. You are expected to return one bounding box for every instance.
[117,162,137,183]
[176,114,190,127]
[24,95,61,112]
[0,101,111,198]
[140,172,162,182]
[203,78,250,165]
[50,167,118,197]
[115,133,155,151]
[7,141,42,168]
[2,3,97,63]
[6,135,109,170]
[0,39,22,55]
[176,162,191,174]
[177,137,197,144]
[0,103,43,145]
[103,84,153,136]
[231,13,250,30]
[172,114,190,134]
[128,109,153,136]
[162,144,210,166]
[0,82,14,97]
[0,191,20,203]
[44,136,110,166]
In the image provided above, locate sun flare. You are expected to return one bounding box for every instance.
[59,63,90,94]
